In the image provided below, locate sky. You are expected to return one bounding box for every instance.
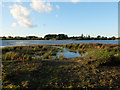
[0,0,118,37]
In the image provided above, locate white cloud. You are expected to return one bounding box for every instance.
[12,22,17,27]
[71,0,80,3]
[15,0,21,2]
[56,14,58,18]
[10,4,35,28]
[56,5,60,10]
[30,0,52,13]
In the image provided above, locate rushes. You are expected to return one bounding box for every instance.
[2,51,20,60]
[2,45,61,61]
[59,53,65,60]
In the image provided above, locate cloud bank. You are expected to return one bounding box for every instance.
[10,4,35,28]
[71,0,80,3]
[2,0,119,2]
[30,0,52,13]
[11,22,17,27]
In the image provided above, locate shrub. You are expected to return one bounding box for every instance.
[86,49,115,66]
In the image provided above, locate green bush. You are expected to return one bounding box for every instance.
[86,49,115,66]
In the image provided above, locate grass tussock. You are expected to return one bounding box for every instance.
[2,45,61,61]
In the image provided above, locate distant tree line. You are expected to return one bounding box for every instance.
[0,34,119,40]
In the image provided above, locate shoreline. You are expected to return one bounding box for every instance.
[1,40,119,48]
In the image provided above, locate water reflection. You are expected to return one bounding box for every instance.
[56,46,81,58]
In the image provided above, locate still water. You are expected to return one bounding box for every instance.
[56,46,82,58]
[1,40,118,47]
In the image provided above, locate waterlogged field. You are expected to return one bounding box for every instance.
[2,43,120,89]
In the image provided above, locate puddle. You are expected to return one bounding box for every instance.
[55,46,82,58]
[32,46,84,59]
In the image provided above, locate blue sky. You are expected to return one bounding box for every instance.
[1,1,118,37]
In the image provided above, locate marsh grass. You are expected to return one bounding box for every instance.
[59,53,66,60]
[2,57,120,89]
[64,43,119,51]
[2,43,120,89]
[2,45,61,61]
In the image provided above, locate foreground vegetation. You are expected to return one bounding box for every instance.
[2,43,120,89]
